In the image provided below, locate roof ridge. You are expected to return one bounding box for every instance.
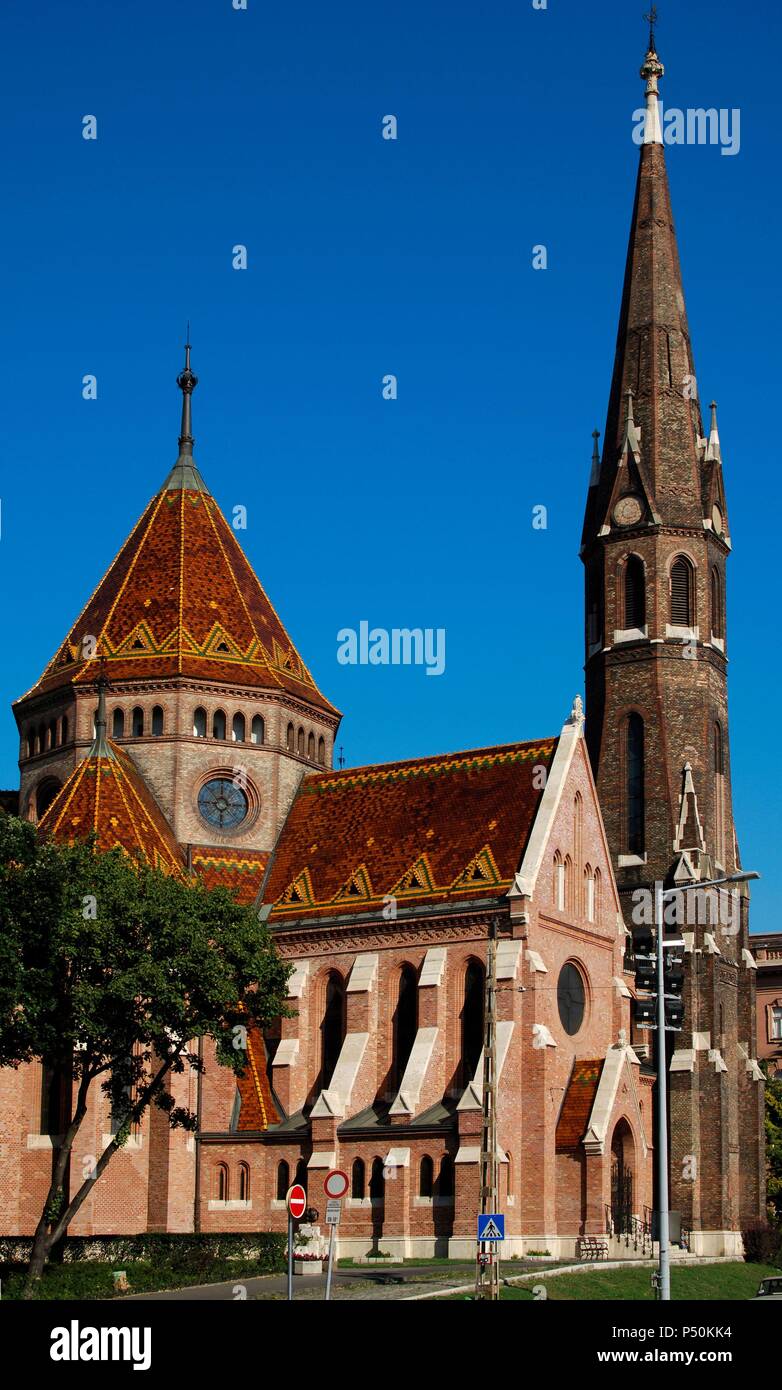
[304,736,558,783]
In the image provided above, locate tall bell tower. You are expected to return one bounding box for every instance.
[581,18,765,1252]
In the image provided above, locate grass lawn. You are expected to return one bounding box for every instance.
[0,1256,283,1301]
[490,1262,780,1301]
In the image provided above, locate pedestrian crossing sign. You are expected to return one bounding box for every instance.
[477,1214,505,1241]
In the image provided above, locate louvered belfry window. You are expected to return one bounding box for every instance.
[670,557,693,626]
[624,555,646,630]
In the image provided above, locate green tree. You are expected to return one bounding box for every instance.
[0,815,290,1294]
[765,1065,782,1226]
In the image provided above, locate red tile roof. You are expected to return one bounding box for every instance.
[24,479,337,716]
[38,741,186,877]
[191,846,269,905]
[236,1027,280,1130]
[555,1059,604,1151]
[264,738,557,920]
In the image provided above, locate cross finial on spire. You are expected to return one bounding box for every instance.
[643,6,658,53]
[177,329,198,456]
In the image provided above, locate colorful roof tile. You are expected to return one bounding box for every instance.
[38,739,186,877]
[191,846,269,905]
[236,1027,281,1131]
[264,738,557,920]
[555,1059,604,1151]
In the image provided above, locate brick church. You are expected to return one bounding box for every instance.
[0,28,766,1259]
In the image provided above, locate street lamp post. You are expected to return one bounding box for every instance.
[654,869,759,1301]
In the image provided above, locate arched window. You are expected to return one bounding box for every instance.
[627,713,645,854]
[506,1151,514,1200]
[294,1158,308,1193]
[714,721,726,865]
[36,779,61,821]
[585,866,595,923]
[711,567,723,639]
[594,867,602,921]
[307,732,315,759]
[369,1157,385,1201]
[286,722,295,751]
[419,1155,434,1198]
[152,706,163,736]
[251,715,264,745]
[670,556,694,627]
[26,729,34,758]
[276,1160,289,1201]
[132,707,144,737]
[393,965,418,1088]
[60,715,68,745]
[437,1155,454,1198]
[318,736,326,765]
[564,854,574,912]
[321,972,345,1089]
[554,852,565,912]
[573,792,583,872]
[461,959,485,1085]
[212,709,226,740]
[48,719,58,749]
[216,1164,229,1203]
[237,1162,250,1202]
[37,723,45,754]
[351,1158,366,1199]
[624,555,646,630]
[232,713,246,743]
[112,708,124,738]
[587,560,603,648]
[297,727,305,755]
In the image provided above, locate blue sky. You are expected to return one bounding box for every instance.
[1,0,779,930]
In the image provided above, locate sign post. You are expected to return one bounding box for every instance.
[323,1169,349,1301]
[285,1183,307,1300]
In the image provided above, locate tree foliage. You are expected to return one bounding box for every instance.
[765,1065,782,1225]
[0,814,291,1288]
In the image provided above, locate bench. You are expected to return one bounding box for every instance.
[578,1237,609,1261]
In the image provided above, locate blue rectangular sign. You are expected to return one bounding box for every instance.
[477,1213,505,1242]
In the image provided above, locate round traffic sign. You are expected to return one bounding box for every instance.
[324,1168,349,1199]
[286,1183,307,1220]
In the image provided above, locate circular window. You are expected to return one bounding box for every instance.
[197,777,249,830]
[557,963,586,1036]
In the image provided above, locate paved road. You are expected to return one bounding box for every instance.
[121,1262,497,1302]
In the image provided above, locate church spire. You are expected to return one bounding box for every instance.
[163,333,208,493]
[582,13,706,547]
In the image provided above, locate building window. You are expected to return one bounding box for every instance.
[286,722,295,751]
[461,959,485,1086]
[321,972,345,1090]
[585,867,595,923]
[276,1160,290,1201]
[198,777,249,830]
[37,723,45,754]
[307,732,315,759]
[393,965,418,1089]
[318,736,326,765]
[437,1155,454,1198]
[131,706,144,737]
[251,715,264,745]
[48,719,58,749]
[297,727,305,755]
[39,1059,68,1136]
[369,1157,385,1202]
[232,713,246,743]
[237,1162,250,1202]
[624,555,645,629]
[212,709,227,740]
[670,556,694,627]
[573,792,583,872]
[554,853,565,911]
[112,708,124,738]
[61,714,68,745]
[351,1158,366,1199]
[627,712,645,854]
[36,778,62,821]
[564,854,574,912]
[771,1006,782,1041]
[419,1155,434,1198]
[557,962,586,1036]
[294,1158,308,1193]
[711,566,723,638]
[714,721,725,865]
[152,706,164,736]
[26,729,34,758]
[216,1164,229,1203]
[193,707,207,738]
[586,560,603,648]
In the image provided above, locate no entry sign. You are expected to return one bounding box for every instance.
[286,1183,307,1220]
[324,1169,349,1200]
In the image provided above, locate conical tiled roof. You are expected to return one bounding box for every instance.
[22,350,337,716]
[38,737,186,877]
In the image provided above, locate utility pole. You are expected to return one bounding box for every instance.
[474,919,499,1301]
